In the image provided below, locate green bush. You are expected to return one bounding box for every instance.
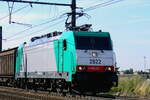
[110,75,150,97]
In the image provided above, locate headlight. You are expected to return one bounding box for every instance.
[107,67,112,71]
[92,52,97,57]
[77,66,87,71]
[105,66,115,72]
[105,66,113,71]
[78,66,83,70]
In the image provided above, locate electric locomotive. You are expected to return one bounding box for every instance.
[13,24,118,93]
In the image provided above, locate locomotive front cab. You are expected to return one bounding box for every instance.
[72,31,118,92]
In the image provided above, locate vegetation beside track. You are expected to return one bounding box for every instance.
[110,75,150,98]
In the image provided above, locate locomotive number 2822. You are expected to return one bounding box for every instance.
[89,59,101,64]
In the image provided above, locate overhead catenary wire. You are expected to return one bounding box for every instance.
[83,0,115,11]
[0,0,39,21]
[66,0,125,24]
[7,18,66,41]
[4,0,125,41]
[0,5,28,21]
[5,14,66,40]
[27,19,65,36]
[4,7,69,40]
[11,4,34,27]
[83,0,125,12]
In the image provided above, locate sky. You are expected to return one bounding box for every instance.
[0,0,150,71]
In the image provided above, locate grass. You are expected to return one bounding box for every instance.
[110,75,150,98]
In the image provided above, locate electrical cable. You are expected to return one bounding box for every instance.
[5,14,66,40]
[7,18,66,41]
[83,0,125,12]
[4,0,125,41]
[0,5,29,21]
[0,0,39,21]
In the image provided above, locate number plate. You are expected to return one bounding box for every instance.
[90,59,101,64]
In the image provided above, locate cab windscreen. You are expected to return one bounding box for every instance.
[75,36,112,50]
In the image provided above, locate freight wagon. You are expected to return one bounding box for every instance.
[0,48,17,85]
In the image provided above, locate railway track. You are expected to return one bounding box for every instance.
[0,86,149,100]
[0,86,66,100]
[0,86,116,100]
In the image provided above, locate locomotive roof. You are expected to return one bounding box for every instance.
[74,31,110,37]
